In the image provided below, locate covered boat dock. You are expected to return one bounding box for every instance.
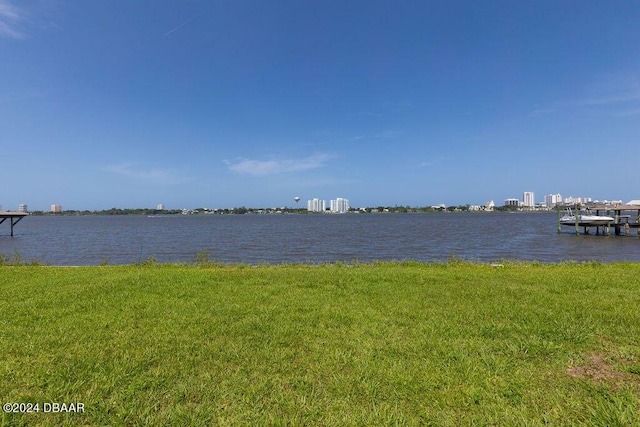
[558,204,640,236]
[0,211,28,236]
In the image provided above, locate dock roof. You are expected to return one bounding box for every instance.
[588,204,640,211]
[0,211,28,217]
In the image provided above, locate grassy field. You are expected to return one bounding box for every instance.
[1,261,639,425]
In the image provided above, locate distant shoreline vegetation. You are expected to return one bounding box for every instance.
[28,205,537,216]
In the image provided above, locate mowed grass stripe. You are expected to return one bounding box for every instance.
[1,262,639,425]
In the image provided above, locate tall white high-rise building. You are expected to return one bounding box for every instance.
[523,192,535,208]
[330,198,350,213]
[307,198,325,212]
[18,204,28,213]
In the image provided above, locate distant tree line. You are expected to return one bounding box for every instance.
[28,208,183,216]
[28,203,532,216]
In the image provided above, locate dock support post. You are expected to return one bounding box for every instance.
[0,214,26,237]
[557,205,561,234]
[575,204,580,235]
[10,216,24,237]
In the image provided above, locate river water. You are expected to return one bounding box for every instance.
[1,212,639,266]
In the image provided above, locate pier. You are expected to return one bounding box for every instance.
[0,211,28,236]
[557,204,640,236]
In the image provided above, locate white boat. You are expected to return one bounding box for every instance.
[560,208,614,226]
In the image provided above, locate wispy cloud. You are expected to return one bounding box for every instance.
[225,153,334,177]
[581,93,640,106]
[359,111,383,117]
[580,92,640,117]
[0,0,26,39]
[419,157,447,168]
[610,108,640,117]
[163,15,197,38]
[103,163,193,184]
[0,90,46,104]
[529,92,640,117]
[373,130,401,138]
[529,107,557,117]
[348,130,401,140]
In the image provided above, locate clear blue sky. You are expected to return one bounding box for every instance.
[2,1,639,210]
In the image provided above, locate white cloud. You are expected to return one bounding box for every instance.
[528,91,640,118]
[163,15,197,38]
[103,163,193,184]
[225,153,333,177]
[579,92,640,117]
[346,131,400,140]
[581,93,640,106]
[373,130,401,138]
[610,108,640,117]
[0,0,26,39]
[419,157,447,168]
[529,107,557,117]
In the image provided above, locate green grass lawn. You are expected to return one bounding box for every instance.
[1,261,639,425]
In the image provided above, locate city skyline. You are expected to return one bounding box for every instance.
[6,189,637,213]
[1,1,639,210]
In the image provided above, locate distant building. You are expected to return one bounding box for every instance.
[564,196,592,205]
[157,204,165,210]
[307,198,326,213]
[330,197,350,213]
[544,194,562,208]
[18,204,28,213]
[523,192,535,208]
[470,200,495,212]
[504,198,520,207]
[51,204,63,213]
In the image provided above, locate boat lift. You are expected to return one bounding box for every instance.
[557,204,640,236]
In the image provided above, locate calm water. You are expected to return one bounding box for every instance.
[1,212,639,265]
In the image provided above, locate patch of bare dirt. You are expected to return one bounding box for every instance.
[567,353,640,390]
